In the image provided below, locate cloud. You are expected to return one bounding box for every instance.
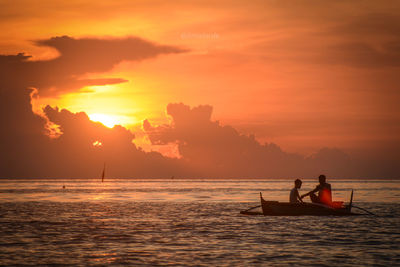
[0,89,185,178]
[35,35,187,75]
[0,33,398,178]
[0,36,187,96]
[0,34,187,149]
[320,13,400,68]
[0,35,188,178]
[248,10,400,68]
[320,41,400,68]
[257,36,400,69]
[0,89,397,178]
[40,106,184,178]
[143,103,369,178]
[331,13,400,37]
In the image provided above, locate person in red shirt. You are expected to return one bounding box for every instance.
[301,175,332,206]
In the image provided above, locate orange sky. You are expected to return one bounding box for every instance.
[1,0,400,157]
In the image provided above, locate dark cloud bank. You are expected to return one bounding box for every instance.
[0,36,398,179]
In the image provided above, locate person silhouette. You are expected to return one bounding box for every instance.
[301,175,332,205]
[290,179,304,203]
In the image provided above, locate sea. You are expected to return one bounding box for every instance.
[0,179,399,266]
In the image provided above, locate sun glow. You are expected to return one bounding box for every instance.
[35,84,143,130]
[89,113,120,128]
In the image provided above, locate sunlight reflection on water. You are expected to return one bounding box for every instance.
[0,179,399,203]
[0,179,399,266]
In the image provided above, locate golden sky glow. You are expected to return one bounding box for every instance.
[1,0,400,158]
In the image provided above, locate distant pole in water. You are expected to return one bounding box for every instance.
[101,163,105,183]
[349,189,354,211]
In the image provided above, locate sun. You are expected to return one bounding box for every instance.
[88,113,119,128]
[87,111,139,129]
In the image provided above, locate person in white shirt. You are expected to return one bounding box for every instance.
[290,179,304,203]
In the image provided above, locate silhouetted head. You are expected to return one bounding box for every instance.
[295,179,302,188]
[319,174,326,184]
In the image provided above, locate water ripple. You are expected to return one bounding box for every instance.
[0,180,399,266]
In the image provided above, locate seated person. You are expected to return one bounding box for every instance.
[301,174,332,205]
[290,179,304,203]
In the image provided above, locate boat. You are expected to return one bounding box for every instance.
[259,192,360,216]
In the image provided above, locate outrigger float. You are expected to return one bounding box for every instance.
[240,190,372,216]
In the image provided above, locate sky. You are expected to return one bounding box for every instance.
[0,0,399,178]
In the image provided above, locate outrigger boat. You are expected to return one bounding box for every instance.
[241,190,362,216]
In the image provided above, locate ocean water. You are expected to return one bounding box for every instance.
[0,179,399,266]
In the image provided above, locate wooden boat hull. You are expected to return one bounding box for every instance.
[260,193,358,216]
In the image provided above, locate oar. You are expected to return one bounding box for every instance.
[351,205,377,216]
